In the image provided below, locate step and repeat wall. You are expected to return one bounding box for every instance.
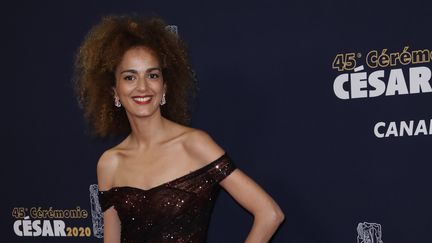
[5,1,431,242]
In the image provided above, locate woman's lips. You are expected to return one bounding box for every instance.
[132,96,152,105]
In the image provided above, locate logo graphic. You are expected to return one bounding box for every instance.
[165,25,178,35]
[357,222,383,243]
[12,206,90,237]
[332,46,432,100]
[89,184,103,238]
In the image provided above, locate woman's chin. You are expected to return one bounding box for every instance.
[126,109,160,119]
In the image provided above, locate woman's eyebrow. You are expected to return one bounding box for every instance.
[120,69,138,74]
[120,67,161,74]
[146,67,162,73]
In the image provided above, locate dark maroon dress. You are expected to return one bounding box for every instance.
[98,153,236,243]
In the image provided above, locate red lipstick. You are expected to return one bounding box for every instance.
[132,95,152,105]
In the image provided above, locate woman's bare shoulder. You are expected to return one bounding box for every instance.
[182,128,226,166]
[96,148,121,191]
[98,148,121,168]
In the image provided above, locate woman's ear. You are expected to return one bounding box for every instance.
[112,86,122,108]
[112,87,118,98]
[163,83,167,93]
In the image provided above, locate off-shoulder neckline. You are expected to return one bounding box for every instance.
[99,152,228,193]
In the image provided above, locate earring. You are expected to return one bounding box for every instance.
[114,96,121,107]
[160,93,166,106]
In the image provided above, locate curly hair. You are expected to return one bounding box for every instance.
[74,15,196,137]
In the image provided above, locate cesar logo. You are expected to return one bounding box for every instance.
[357,222,383,243]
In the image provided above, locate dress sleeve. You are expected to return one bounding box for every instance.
[98,189,115,212]
[209,153,237,183]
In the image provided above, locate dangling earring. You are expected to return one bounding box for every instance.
[114,96,121,107]
[160,93,166,106]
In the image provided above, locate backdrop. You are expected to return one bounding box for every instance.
[5,0,432,242]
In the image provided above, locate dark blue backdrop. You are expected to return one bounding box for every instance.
[5,0,432,242]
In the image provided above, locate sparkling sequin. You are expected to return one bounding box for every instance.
[98,153,236,243]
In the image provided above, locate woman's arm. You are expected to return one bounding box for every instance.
[101,207,121,243]
[97,151,122,243]
[220,170,284,243]
[186,129,285,242]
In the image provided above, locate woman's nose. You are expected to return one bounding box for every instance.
[136,77,148,91]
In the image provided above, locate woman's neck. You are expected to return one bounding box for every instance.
[126,111,168,150]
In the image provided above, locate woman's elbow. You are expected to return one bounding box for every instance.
[270,206,285,225]
[258,205,285,226]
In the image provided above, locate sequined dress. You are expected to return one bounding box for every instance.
[98,153,236,243]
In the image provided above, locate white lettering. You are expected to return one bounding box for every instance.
[385,122,398,137]
[374,122,386,138]
[375,119,431,138]
[385,69,409,96]
[13,220,23,236]
[334,66,432,99]
[351,72,368,98]
[414,120,428,135]
[23,219,32,236]
[53,220,66,236]
[42,220,54,236]
[32,220,42,236]
[368,70,386,97]
[333,73,349,99]
[399,120,414,136]
[409,66,432,93]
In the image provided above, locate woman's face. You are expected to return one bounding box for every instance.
[114,46,166,119]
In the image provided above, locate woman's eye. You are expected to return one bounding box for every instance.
[124,75,135,81]
[148,73,160,79]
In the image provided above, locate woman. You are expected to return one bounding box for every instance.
[74,15,284,243]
